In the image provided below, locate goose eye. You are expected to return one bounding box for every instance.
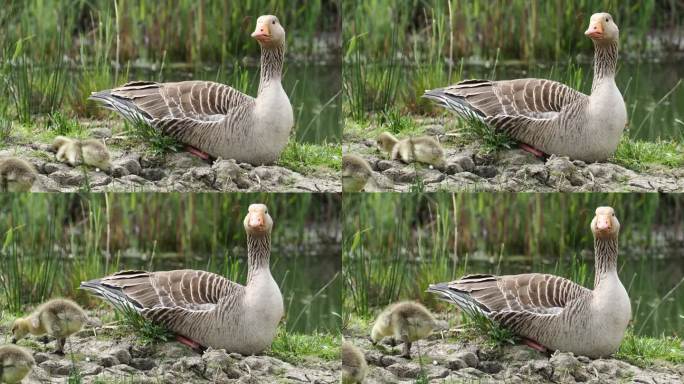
[605,18,609,22]
[272,20,276,25]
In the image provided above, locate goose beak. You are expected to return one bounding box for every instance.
[585,21,604,39]
[595,214,612,232]
[251,23,271,42]
[248,212,266,231]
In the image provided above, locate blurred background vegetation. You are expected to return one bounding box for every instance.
[0,193,342,334]
[343,0,683,147]
[0,0,341,144]
[343,193,684,338]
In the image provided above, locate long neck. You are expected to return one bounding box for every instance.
[246,233,271,284]
[258,45,284,95]
[591,40,618,93]
[593,235,618,288]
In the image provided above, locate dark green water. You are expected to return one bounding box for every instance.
[457,61,683,141]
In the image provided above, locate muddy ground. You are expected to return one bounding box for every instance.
[0,310,339,384]
[344,120,684,193]
[1,121,340,193]
[344,316,684,384]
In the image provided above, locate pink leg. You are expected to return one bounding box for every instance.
[519,143,546,158]
[522,338,548,353]
[185,145,211,161]
[176,335,203,351]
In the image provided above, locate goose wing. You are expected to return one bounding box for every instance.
[80,269,244,312]
[423,79,588,145]
[428,273,591,318]
[89,81,255,143]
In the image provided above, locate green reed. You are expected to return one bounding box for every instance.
[342,193,683,336]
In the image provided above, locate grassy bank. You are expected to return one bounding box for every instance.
[0,193,342,334]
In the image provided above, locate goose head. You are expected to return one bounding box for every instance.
[591,206,620,239]
[585,12,619,43]
[244,203,273,236]
[10,318,31,343]
[252,15,286,48]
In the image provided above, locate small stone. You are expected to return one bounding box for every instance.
[129,357,156,371]
[115,156,143,176]
[427,366,450,380]
[386,362,422,378]
[42,162,70,174]
[459,367,485,377]
[475,165,498,179]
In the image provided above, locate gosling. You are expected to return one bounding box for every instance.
[53,136,112,172]
[341,340,367,384]
[0,157,37,192]
[343,154,373,192]
[370,301,447,358]
[376,132,446,169]
[11,298,88,355]
[0,345,35,384]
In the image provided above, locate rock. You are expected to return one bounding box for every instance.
[141,168,165,181]
[445,163,464,175]
[455,351,479,368]
[445,357,468,370]
[99,355,119,368]
[520,359,553,381]
[172,356,205,374]
[427,366,450,380]
[89,172,113,188]
[458,367,485,378]
[549,352,581,381]
[128,357,157,371]
[108,347,131,365]
[39,360,73,376]
[497,149,540,166]
[156,343,195,359]
[114,156,142,176]
[33,352,50,364]
[202,348,242,379]
[41,162,70,174]
[478,360,503,374]
[50,169,85,186]
[213,159,253,190]
[386,362,422,378]
[375,160,394,172]
[423,124,446,135]
[449,155,476,172]
[475,165,498,179]
[166,152,208,169]
[89,128,112,138]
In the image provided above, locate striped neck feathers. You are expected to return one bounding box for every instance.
[593,235,618,288]
[247,233,271,283]
[258,45,284,95]
[591,40,618,93]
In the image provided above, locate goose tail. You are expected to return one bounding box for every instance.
[427,282,489,318]
[79,278,143,313]
[422,88,486,123]
[89,90,152,126]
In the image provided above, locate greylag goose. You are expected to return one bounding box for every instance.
[52,137,112,172]
[79,204,284,355]
[89,15,293,165]
[0,345,35,384]
[371,301,447,358]
[424,13,626,162]
[342,154,373,192]
[376,132,446,169]
[0,157,37,192]
[11,298,88,355]
[428,207,631,358]
[341,340,368,384]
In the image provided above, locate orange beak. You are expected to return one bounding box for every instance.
[595,214,612,232]
[248,212,265,230]
[585,21,604,39]
[251,22,271,42]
